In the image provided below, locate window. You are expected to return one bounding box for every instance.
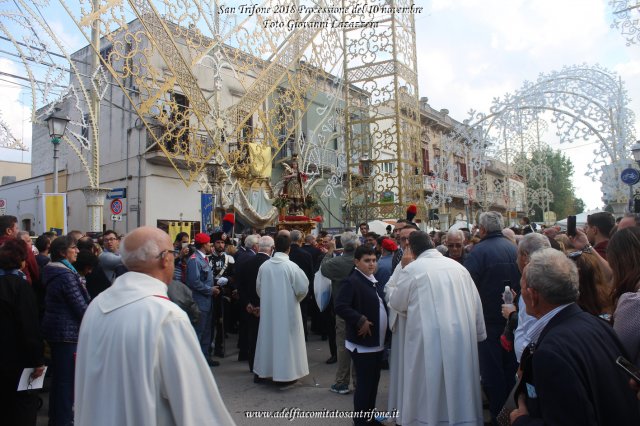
[165,92,190,152]
[459,162,468,182]
[422,148,430,175]
[381,162,395,174]
[81,113,90,141]
[99,45,113,65]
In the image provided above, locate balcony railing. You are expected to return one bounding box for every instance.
[423,175,469,199]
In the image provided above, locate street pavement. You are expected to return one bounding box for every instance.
[215,333,391,425]
[37,332,392,425]
[36,330,490,425]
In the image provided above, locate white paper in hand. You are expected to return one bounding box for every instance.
[17,367,48,391]
[217,277,229,286]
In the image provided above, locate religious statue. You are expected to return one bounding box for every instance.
[281,155,307,215]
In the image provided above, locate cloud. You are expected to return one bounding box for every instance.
[0,58,32,162]
[415,0,639,211]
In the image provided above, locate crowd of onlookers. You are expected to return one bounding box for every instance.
[2,209,640,425]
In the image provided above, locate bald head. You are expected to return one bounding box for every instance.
[502,228,516,244]
[120,226,174,284]
[277,229,291,238]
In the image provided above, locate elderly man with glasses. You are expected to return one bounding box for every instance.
[510,248,639,426]
[444,229,466,264]
[75,226,235,426]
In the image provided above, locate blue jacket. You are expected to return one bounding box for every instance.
[464,231,521,326]
[186,250,213,312]
[41,262,90,343]
[335,269,388,348]
[512,303,640,426]
[374,254,393,289]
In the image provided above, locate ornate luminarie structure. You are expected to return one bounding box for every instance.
[610,0,640,46]
[463,65,636,216]
[1,0,423,229]
[0,114,28,151]
[342,0,424,223]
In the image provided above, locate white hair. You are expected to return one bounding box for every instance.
[518,232,551,256]
[340,231,359,252]
[290,230,303,243]
[244,234,260,248]
[120,236,160,269]
[479,211,504,233]
[258,236,275,252]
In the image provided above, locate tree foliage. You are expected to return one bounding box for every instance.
[517,147,584,221]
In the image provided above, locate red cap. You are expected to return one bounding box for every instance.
[194,233,210,244]
[223,213,235,224]
[407,204,417,214]
[381,238,398,252]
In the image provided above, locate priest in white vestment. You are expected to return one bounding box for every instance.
[253,233,309,383]
[75,227,235,426]
[384,224,419,416]
[389,231,486,426]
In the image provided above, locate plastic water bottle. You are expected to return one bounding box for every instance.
[503,285,514,304]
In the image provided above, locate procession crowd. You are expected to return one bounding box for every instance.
[1,208,640,426]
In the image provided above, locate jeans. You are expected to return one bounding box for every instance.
[478,324,518,425]
[49,342,77,426]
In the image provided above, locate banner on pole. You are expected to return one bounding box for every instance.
[42,193,67,236]
[201,193,214,234]
[167,221,192,243]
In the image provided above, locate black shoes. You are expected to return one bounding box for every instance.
[207,359,220,367]
[326,355,337,364]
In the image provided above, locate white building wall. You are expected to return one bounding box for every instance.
[0,176,50,234]
[144,174,203,227]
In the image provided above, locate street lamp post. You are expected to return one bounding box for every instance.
[630,141,640,212]
[44,111,70,193]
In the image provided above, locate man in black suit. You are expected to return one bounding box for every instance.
[286,230,314,341]
[510,248,640,426]
[301,233,324,337]
[234,234,260,361]
[235,236,274,375]
[235,234,259,266]
[301,234,323,272]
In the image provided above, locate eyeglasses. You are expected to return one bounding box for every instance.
[157,249,180,259]
[104,237,118,242]
[447,243,463,248]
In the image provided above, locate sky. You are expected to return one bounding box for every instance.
[1,0,638,211]
[412,0,640,211]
